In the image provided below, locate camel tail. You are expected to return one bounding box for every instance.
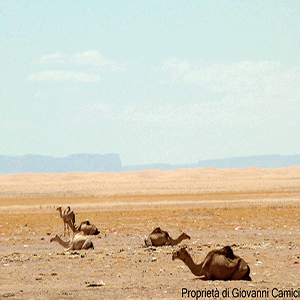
[89,242,94,250]
[242,265,252,281]
[94,229,100,235]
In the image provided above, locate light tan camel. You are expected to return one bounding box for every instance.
[50,233,94,251]
[57,206,75,236]
[74,220,100,236]
[144,227,190,247]
[172,246,251,281]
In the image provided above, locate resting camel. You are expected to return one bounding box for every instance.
[74,220,100,236]
[57,206,75,236]
[50,233,94,251]
[144,227,190,247]
[172,246,251,281]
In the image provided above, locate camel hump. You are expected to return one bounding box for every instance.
[217,246,235,259]
[151,227,169,238]
[79,220,90,226]
[151,227,163,234]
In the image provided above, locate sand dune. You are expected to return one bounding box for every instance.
[1,166,299,199]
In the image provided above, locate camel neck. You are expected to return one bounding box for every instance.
[169,234,186,246]
[57,208,63,218]
[182,252,204,277]
[56,237,71,248]
[68,221,76,233]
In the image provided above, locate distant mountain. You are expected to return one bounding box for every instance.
[123,154,300,171]
[195,154,300,169]
[122,163,173,172]
[0,154,299,174]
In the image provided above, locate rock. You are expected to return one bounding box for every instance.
[2,293,15,298]
[86,280,105,287]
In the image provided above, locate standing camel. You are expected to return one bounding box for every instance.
[57,206,76,236]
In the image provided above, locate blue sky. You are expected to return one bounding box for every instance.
[1,0,300,166]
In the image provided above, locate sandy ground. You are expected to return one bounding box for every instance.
[0,167,300,299]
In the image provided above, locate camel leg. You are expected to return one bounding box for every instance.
[64,223,67,237]
[82,240,90,249]
[230,265,250,280]
[82,240,93,250]
[165,238,172,246]
[64,245,74,252]
[82,241,88,249]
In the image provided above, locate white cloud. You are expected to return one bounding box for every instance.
[30,51,127,84]
[36,50,126,71]
[72,50,114,66]
[27,70,101,83]
[185,61,281,91]
[159,60,300,101]
[37,52,66,64]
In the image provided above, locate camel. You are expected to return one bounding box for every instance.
[50,233,94,251]
[172,246,251,281]
[74,220,100,236]
[57,206,76,236]
[144,227,190,247]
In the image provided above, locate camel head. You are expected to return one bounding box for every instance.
[93,227,100,235]
[172,247,188,261]
[50,234,60,243]
[181,232,191,241]
[56,206,62,211]
[87,224,100,235]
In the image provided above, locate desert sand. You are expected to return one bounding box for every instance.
[0,167,300,299]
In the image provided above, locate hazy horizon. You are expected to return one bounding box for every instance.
[1,1,299,165]
[1,153,299,171]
